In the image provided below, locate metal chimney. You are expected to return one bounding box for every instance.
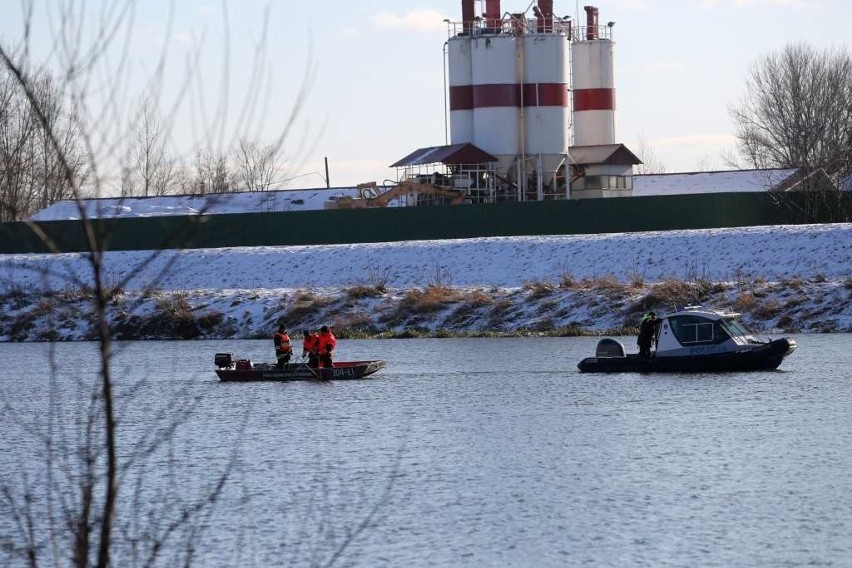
[461,0,475,34]
[584,5,599,40]
[484,0,502,29]
[537,0,554,32]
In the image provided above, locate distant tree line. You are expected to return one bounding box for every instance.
[0,65,290,221]
[0,65,85,221]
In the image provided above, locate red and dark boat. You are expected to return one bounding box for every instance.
[214,353,386,382]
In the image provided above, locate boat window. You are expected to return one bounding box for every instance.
[721,317,753,338]
[669,315,728,345]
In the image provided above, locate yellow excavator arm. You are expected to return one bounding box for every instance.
[328,180,466,209]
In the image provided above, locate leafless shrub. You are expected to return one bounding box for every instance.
[428,261,453,288]
[732,291,757,313]
[345,284,386,299]
[781,276,806,291]
[522,280,554,300]
[332,312,379,337]
[538,299,559,315]
[631,278,700,315]
[581,274,625,294]
[365,264,391,291]
[196,310,225,332]
[753,299,782,320]
[628,258,646,289]
[283,293,334,327]
[400,285,461,315]
[487,299,513,328]
[439,290,494,329]
[558,263,578,289]
[294,290,316,303]
[466,290,494,306]
[559,273,578,289]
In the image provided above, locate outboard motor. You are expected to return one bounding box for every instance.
[214,353,233,369]
[595,338,625,358]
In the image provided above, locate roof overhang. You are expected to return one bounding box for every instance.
[391,143,498,168]
[568,144,642,167]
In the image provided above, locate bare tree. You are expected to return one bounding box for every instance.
[633,134,666,175]
[234,137,283,191]
[122,100,181,197]
[730,43,852,221]
[2,3,255,567]
[731,42,852,181]
[0,2,386,566]
[0,64,85,221]
[187,149,233,195]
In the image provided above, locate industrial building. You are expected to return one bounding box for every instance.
[382,0,641,207]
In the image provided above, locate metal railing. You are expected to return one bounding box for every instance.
[445,16,612,41]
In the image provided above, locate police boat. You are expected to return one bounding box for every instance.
[577,306,797,373]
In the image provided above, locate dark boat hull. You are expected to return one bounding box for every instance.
[577,338,797,373]
[216,360,386,382]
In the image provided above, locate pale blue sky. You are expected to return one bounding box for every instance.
[3,0,851,189]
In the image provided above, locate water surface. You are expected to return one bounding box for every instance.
[1,335,850,567]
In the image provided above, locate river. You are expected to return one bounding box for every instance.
[2,335,851,567]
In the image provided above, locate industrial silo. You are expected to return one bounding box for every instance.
[570,5,616,147]
[447,13,474,145]
[522,0,571,198]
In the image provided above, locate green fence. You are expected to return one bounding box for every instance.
[0,192,840,254]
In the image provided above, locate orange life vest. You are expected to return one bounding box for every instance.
[303,334,319,355]
[274,332,291,357]
[318,331,337,355]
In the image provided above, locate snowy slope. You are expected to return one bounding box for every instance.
[2,223,850,293]
[1,223,851,341]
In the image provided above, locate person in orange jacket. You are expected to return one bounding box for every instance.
[317,325,337,368]
[302,329,320,369]
[273,325,292,369]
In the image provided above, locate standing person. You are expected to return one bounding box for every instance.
[317,325,337,368]
[302,329,320,369]
[637,312,660,358]
[273,325,292,369]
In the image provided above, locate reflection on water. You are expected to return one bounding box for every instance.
[2,335,852,566]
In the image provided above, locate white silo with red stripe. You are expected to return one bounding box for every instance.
[470,23,520,175]
[522,0,570,191]
[446,0,572,197]
[447,2,475,144]
[571,5,616,147]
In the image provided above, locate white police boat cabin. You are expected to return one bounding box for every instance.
[577,306,797,373]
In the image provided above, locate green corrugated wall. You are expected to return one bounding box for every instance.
[0,192,837,254]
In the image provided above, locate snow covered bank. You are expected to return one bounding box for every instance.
[1,223,851,341]
[3,223,852,292]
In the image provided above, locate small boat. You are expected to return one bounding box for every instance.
[577,306,797,373]
[214,353,386,382]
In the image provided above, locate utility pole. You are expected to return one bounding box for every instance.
[324,157,330,188]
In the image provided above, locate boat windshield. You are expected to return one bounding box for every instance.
[720,317,754,338]
[669,314,727,345]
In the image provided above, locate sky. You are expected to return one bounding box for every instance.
[3,0,852,192]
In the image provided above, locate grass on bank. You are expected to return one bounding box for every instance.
[4,272,852,341]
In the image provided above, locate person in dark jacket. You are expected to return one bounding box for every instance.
[637,312,660,358]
